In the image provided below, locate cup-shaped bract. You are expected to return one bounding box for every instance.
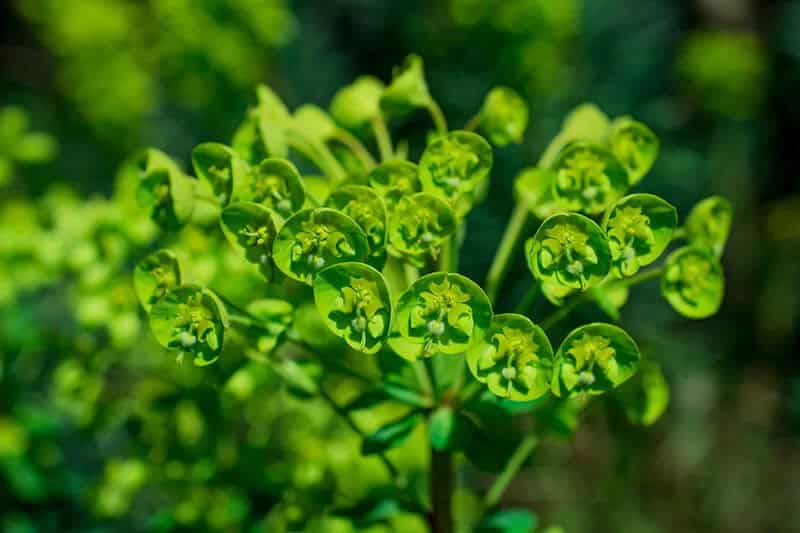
[191,142,248,206]
[602,194,678,277]
[467,314,554,401]
[255,84,292,158]
[272,208,369,285]
[552,323,641,397]
[329,76,385,132]
[418,131,493,217]
[686,196,733,257]
[526,213,612,292]
[235,158,305,219]
[231,110,269,165]
[149,284,229,366]
[293,104,338,145]
[220,202,280,281]
[551,141,629,215]
[368,161,421,213]
[326,185,387,265]
[540,280,577,307]
[478,87,529,147]
[313,262,392,355]
[388,272,492,361]
[617,360,670,426]
[387,192,456,266]
[514,167,563,220]
[661,246,724,319]
[134,149,195,230]
[380,54,433,118]
[609,117,659,185]
[134,249,181,312]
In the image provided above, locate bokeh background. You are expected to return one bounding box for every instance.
[2,0,799,532]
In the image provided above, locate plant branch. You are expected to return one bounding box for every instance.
[427,100,449,135]
[429,450,454,533]
[371,114,394,161]
[514,282,540,314]
[484,435,538,508]
[485,203,530,304]
[334,127,377,170]
[463,114,481,132]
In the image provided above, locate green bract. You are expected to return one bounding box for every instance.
[388,272,491,361]
[477,87,529,147]
[231,110,268,165]
[255,84,292,157]
[552,323,641,397]
[380,54,432,118]
[149,284,229,366]
[329,76,385,132]
[686,195,733,257]
[367,161,421,213]
[551,141,629,215]
[387,192,456,266]
[526,213,612,292]
[418,131,493,216]
[272,208,369,285]
[293,104,337,144]
[466,313,554,401]
[134,149,195,230]
[235,158,305,219]
[133,249,181,312]
[220,202,280,280]
[326,185,387,266]
[602,194,678,277]
[617,361,670,426]
[191,142,248,206]
[313,262,392,355]
[661,246,724,319]
[514,167,562,219]
[609,117,659,184]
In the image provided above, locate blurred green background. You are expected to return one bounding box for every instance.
[2,0,799,532]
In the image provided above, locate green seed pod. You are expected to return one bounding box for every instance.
[551,141,629,215]
[255,84,292,158]
[367,160,421,213]
[191,142,249,206]
[525,213,612,291]
[134,249,181,312]
[552,323,641,397]
[380,54,433,118]
[387,192,456,267]
[602,194,678,277]
[477,86,529,147]
[608,117,659,184]
[231,110,268,165]
[313,262,392,354]
[326,185,388,266]
[388,272,492,361]
[220,202,280,281]
[329,76,385,132]
[661,246,724,319]
[134,149,195,230]
[418,131,493,217]
[466,313,554,401]
[686,195,733,257]
[235,158,305,219]
[149,284,229,366]
[272,208,369,285]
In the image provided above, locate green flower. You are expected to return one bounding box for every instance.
[387,192,456,267]
[133,148,195,230]
[467,314,553,401]
[551,142,629,214]
[389,272,491,361]
[134,249,181,312]
[608,117,659,185]
[380,54,433,118]
[235,158,305,219]
[686,195,733,257]
[326,185,387,267]
[552,323,640,397]
[220,202,280,280]
[368,161,421,213]
[477,87,529,147]
[329,76,385,132]
[661,246,724,319]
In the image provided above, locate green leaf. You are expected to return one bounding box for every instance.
[550,141,629,215]
[429,406,468,452]
[270,358,319,398]
[602,193,678,278]
[380,54,432,118]
[220,202,280,280]
[418,130,493,217]
[255,84,292,157]
[388,272,492,361]
[525,213,612,292]
[313,262,392,354]
[380,381,431,408]
[616,360,670,426]
[537,393,591,439]
[191,142,248,206]
[134,249,181,313]
[477,509,538,533]
[368,160,421,214]
[326,185,388,267]
[234,158,305,219]
[609,117,659,184]
[477,86,529,147]
[245,298,293,354]
[686,195,733,257]
[660,246,724,319]
[329,76,385,132]
[551,323,641,397]
[231,110,268,165]
[361,412,422,455]
[467,313,554,401]
[386,192,456,267]
[273,208,370,285]
[149,284,229,366]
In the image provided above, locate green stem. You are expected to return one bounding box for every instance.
[334,128,376,170]
[620,266,664,287]
[427,100,449,135]
[672,226,687,241]
[371,114,394,161]
[429,450,454,533]
[424,357,439,400]
[484,435,538,508]
[539,292,590,331]
[514,282,540,314]
[463,114,481,132]
[414,361,435,398]
[485,203,530,304]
